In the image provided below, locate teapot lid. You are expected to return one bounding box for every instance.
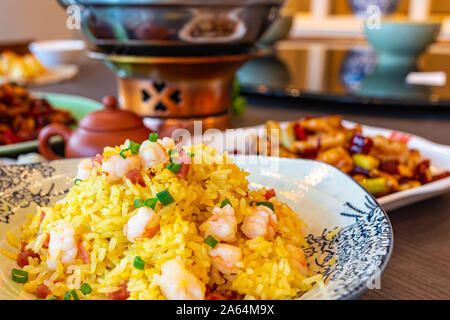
[79,96,145,132]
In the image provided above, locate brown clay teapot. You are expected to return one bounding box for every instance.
[39,96,152,160]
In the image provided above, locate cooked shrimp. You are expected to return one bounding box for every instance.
[208,244,242,275]
[158,137,175,151]
[139,140,170,168]
[47,223,78,269]
[76,159,92,181]
[101,154,141,183]
[158,259,205,300]
[241,205,278,241]
[124,207,160,242]
[287,244,309,277]
[371,135,410,164]
[291,131,346,154]
[200,204,237,242]
[299,115,342,133]
[316,146,353,173]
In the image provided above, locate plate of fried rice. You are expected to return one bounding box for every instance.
[0,134,393,300]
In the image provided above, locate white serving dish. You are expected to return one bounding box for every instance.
[0,157,393,300]
[206,120,450,211]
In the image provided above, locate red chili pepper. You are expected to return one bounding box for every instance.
[380,160,399,175]
[349,134,373,154]
[302,147,319,159]
[293,124,307,141]
[2,129,22,144]
[264,188,276,200]
[414,160,431,183]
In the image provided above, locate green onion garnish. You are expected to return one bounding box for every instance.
[168,149,175,156]
[149,133,158,142]
[64,291,71,300]
[74,179,83,186]
[80,283,92,295]
[134,199,144,208]
[119,149,128,159]
[204,235,218,248]
[133,256,145,270]
[143,198,157,209]
[70,289,80,300]
[166,162,182,174]
[258,201,274,211]
[187,152,195,157]
[129,141,140,155]
[250,201,274,211]
[48,297,58,300]
[156,190,175,206]
[11,268,28,284]
[220,199,231,208]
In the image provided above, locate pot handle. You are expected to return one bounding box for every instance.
[38,124,72,160]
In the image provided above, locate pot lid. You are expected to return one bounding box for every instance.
[79,96,145,132]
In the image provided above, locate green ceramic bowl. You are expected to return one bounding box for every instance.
[365,20,441,68]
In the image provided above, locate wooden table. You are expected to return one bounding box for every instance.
[39,60,450,300]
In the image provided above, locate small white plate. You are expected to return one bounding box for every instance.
[0,65,79,87]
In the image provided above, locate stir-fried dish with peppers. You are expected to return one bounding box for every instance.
[263,116,450,197]
[0,83,75,145]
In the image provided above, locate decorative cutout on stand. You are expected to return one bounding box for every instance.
[169,90,182,105]
[141,89,151,102]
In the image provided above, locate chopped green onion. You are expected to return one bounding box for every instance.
[156,190,175,206]
[187,152,195,157]
[74,179,83,186]
[258,201,274,211]
[35,298,43,300]
[133,256,145,270]
[48,297,58,300]
[149,133,158,142]
[134,199,144,208]
[70,289,80,300]
[11,268,28,284]
[204,235,218,248]
[64,291,71,300]
[249,201,274,211]
[166,162,182,174]
[220,199,231,208]
[143,198,157,209]
[129,141,141,155]
[119,148,128,159]
[80,283,92,295]
[168,149,175,156]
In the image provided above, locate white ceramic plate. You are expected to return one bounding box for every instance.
[0,65,79,87]
[0,157,393,300]
[213,121,450,211]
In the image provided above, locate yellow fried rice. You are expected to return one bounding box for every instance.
[11,143,321,300]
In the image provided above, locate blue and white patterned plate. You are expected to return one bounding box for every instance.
[0,157,393,300]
